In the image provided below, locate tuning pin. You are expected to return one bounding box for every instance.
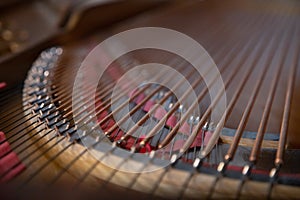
[269,167,279,179]
[217,161,226,173]
[188,116,195,124]
[158,91,164,99]
[195,116,200,123]
[242,164,252,176]
[167,102,173,111]
[149,150,156,159]
[202,121,209,131]
[193,157,203,168]
[178,104,184,112]
[170,154,178,164]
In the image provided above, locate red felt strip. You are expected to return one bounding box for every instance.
[0,142,11,157]
[166,115,177,128]
[0,162,26,183]
[135,93,145,105]
[143,100,155,112]
[0,132,26,182]
[178,122,190,136]
[163,140,185,152]
[0,152,24,180]
[154,107,166,120]
[124,136,153,153]
[204,131,214,146]
[0,132,6,142]
[0,82,6,90]
[190,130,203,148]
[110,129,123,141]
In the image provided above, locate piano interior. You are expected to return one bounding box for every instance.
[0,0,299,199]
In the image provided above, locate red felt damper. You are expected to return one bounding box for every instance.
[125,136,152,153]
[204,131,215,146]
[163,130,203,152]
[0,132,26,182]
[143,100,155,112]
[0,82,7,90]
[134,93,146,105]
[166,115,177,128]
[154,107,167,120]
[178,122,191,135]
[190,130,203,148]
